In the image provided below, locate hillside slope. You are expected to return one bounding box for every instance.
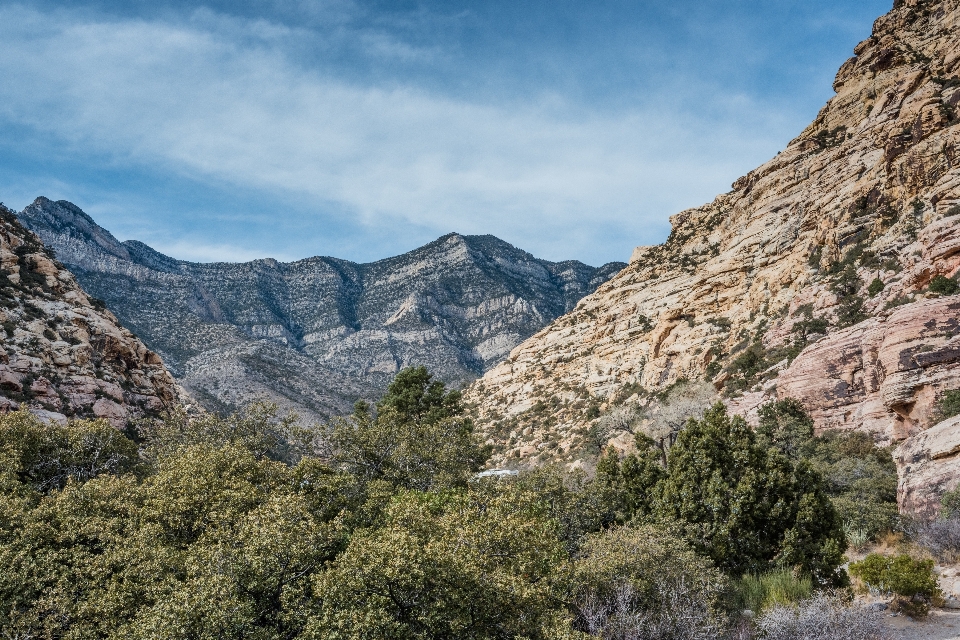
[466,0,960,512]
[19,199,624,421]
[0,205,178,426]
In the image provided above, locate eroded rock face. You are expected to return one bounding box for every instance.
[0,206,179,427]
[777,297,960,443]
[894,415,960,515]
[465,0,960,511]
[18,197,625,422]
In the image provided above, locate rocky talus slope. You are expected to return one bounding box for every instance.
[466,0,960,513]
[0,205,178,426]
[18,198,624,422]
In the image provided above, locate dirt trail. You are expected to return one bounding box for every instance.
[886,610,960,639]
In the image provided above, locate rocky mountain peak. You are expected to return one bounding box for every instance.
[0,203,179,426]
[20,197,132,264]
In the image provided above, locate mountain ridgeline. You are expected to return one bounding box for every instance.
[17,198,625,420]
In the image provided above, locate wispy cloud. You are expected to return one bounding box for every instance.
[155,240,295,263]
[0,3,814,264]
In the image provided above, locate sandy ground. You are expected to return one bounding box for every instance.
[885,609,960,639]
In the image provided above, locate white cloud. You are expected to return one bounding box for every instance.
[0,4,802,263]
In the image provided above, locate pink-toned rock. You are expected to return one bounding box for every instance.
[30,376,61,410]
[777,297,960,444]
[894,415,960,515]
[92,398,128,428]
[0,366,23,392]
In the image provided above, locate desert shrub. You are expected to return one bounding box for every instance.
[943,485,960,517]
[756,398,814,458]
[867,278,885,297]
[0,409,139,492]
[755,593,892,640]
[140,401,313,464]
[726,342,768,388]
[637,380,715,454]
[849,554,941,617]
[592,404,641,453]
[312,485,568,640]
[569,524,728,640]
[844,523,871,552]
[802,431,899,540]
[937,389,960,421]
[514,465,617,553]
[946,205,960,217]
[329,367,489,491]
[907,516,960,563]
[829,263,867,328]
[655,404,846,583]
[929,274,960,296]
[733,569,813,614]
[594,437,666,523]
[883,295,912,310]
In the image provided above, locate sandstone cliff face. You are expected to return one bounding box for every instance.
[0,205,178,426]
[466,0,960,512]
[19,198,624,422]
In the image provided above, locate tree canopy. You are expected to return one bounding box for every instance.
[0,373,865,638]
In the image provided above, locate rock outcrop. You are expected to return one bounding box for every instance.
[18,198,625,422]
[465,0,960,511]
[894,414,960,514]
[0,205,178,426]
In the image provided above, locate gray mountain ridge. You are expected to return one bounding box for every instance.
[18,197,626,421]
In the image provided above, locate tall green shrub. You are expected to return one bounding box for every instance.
[654,404,846,584]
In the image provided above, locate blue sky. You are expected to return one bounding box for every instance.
[0,0,889,265]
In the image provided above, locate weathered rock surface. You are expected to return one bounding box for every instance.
[18,198,624,422]
[894,414,960,514]
[465,0,960,510]
[0,205,178,426]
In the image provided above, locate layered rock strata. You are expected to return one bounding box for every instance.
[466,0,960,511]
[0,205,178,426]
[19,198,624,421]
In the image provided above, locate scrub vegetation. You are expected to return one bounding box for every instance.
[0,368,897,638]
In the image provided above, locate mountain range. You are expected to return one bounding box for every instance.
[16,197,625,421]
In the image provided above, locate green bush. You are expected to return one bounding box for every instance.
[0,409,140,492]
[937,389,960,421]
[756,398,814,458]
[802,431,899,540]
[942,485,960,519]
[312,486,568,639]
[867,278,885,297]
[329,367,489,491]
[655,404,846,584]
[569,524,728,638]
[929,275,959,296]
[849,554,941,618]
[734,569,813,613]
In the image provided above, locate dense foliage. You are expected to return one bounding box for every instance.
[0,371,868,638]
[597,403,847,585]
[849,554,941,617]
